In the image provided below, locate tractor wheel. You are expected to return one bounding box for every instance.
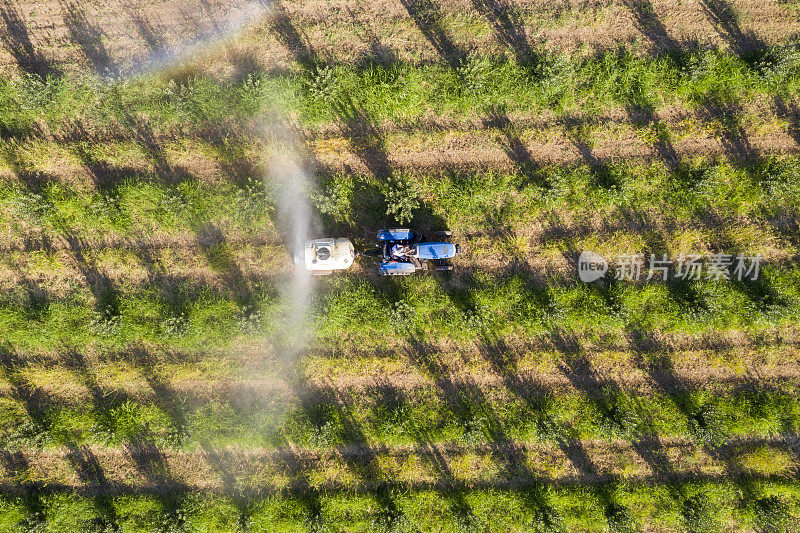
[436,265,454,271]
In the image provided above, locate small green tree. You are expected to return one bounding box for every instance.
[384,174,421,225]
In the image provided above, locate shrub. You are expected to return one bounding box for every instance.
[384,174,421,225]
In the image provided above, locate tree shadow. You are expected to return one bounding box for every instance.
[553,335,701,530]
[63,112,196,193]
[400,0,465,72]
[561,115,622,191]
[195,223,256,307]
[625,328,766,515]
[123,417,190,525]
[273,436,325,528]
[226,48,264,84]
[408,424,480,528]
[698,101,756,163]
[345,6,399,69]
[65,445,119,528]
[285,373,406,528]
[554,334,681,503]
[470,0,541,69]
[63,233,121,318]
[61,348,132,413]
[621,0,681,52]
[409,337,625,529]
[482,104,549,189]
[268,0,319,73]
[401,339,484,528]
[698,0,765,60]
[114,108,195,184]
[0,0,59,77]
[475,339,567,528]
[329,102,451,238]
[481,335,637,531]
[125,434,185,492]
[625,101,681,172]
[0,449,46,529]
[628,331,698,417]
[0,344,120,529]
[666,278,709,319]
[58,0,117,76]
[198,444,252,528]
[730,268,788,317]
[70,144,147,194]
[0,345,57,429]
[126,8,167,54]
[1,254,50,322]
[330,383,405,528]
[333,95,393,179]
[56,226,265,339]
[197,0,227,38]
[58,348,133,529]
[0,139,59,193]
[772,96,800,147]
[126,345,188,445]
[557,348,642,440]
[126,233,256,329]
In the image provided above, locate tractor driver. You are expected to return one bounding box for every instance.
[390,243,414,259]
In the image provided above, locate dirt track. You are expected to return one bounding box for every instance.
[2,336,798,405]
[2,129,798,187]
[2,0,800,75]
[313,130,800,175]
[1,434,798,495]
[0,0,258,75]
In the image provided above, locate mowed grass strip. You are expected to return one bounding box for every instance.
[252,0,800,65]
[0,242,288,301]
[0,174,278,246]
[2,110,799,191]
[2,338,798,399]
[6,122,800,184]
[0,437,797,493]
[3,0,799,76]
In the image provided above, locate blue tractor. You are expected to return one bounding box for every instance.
[368,229,460,275]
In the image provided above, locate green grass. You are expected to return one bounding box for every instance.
[0,178,274,241]
[1,26,800,533]
[0,481,797,532]
[0,360,797,450]
[0,45,798,138]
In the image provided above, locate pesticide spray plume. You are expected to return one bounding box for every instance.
[262,121,321,365]
[121,0,321,369]
[122,0,272,79]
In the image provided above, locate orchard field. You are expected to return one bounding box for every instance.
[1,0,800,531]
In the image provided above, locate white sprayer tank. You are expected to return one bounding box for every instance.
[301,238,354,275]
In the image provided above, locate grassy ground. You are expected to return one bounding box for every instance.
[1,0,800,531]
